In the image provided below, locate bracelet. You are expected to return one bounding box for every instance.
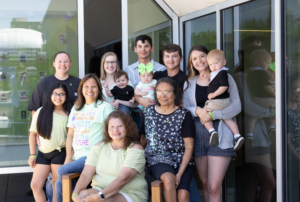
[29,155,36,158]
[209,111,214,119]
[72,193,79,201]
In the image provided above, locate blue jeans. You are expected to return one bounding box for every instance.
[46,173,53,202]
[118,104,131,115]
[190,176,202,202]
[55,156,87,202]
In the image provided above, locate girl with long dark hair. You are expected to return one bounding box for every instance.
[28,82,72,202]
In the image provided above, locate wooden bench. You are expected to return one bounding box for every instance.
[62,173,163,202]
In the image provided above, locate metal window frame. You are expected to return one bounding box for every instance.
[179,0,252,70]
[122,0,179,69]
[179,0,285,201]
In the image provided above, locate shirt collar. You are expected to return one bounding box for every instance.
[209,67,229,84]
[134,59,154,69]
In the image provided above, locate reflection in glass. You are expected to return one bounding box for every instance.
[286,0,300,201]
[223,0,276,201]
[127,0,172,65]
[184,13,216,67]
[0,0,78,167]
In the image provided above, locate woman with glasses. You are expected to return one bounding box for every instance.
[28,83,72,202]
[140,78,195,202]
[100,52,136,110]
[55,74,114,202]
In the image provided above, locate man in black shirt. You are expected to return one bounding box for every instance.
[136,44,186,108]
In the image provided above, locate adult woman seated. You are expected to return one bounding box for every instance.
[72,111,148,202]
[55,74,114,202]
[140,78,195,202]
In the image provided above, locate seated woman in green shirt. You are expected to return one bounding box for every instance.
[72,111,148,202]
[28,82,72,202]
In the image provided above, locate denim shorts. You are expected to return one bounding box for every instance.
[194,118,236,157]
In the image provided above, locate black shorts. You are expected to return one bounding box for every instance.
[36,148,66,165]
[148,163,194,192]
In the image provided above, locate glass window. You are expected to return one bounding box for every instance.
[0,0,78,167]
[127,0,172,65]
[286,0,300,201]
[223,0,276,201]
[184,13,216,67]
[84,0,121,75]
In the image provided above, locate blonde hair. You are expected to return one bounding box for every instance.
[100,52,120,80]
[249,49,272,67]
[207,49,225,63]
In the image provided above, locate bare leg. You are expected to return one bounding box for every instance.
[51,164,62,202]
[207,156,231,202]
[250,161,275,202]
[194,156,209,202]
[203,121,214,131]
[31,164,51,202]
[223,119,240,135]
[79,188,127,202]
[160,172,177,202]
[177,189,190,202]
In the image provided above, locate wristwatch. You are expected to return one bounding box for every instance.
[99,192,105,200]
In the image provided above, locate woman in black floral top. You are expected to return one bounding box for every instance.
[140,78,195,202]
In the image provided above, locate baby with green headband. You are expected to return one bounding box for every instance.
[135,62,157,110]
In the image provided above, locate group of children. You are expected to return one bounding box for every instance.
[102,62,157,113]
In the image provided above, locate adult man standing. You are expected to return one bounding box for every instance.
[136,44,186,108]
[125,35,166,128]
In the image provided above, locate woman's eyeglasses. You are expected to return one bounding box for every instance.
[156,90,173,96]
[105,61,116,65]
[52,93,66,97]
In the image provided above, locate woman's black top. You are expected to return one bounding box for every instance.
[196,84,208,108]
[140,105,195,168]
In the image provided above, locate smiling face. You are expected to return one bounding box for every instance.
[208,57,226,72]
[53,53,71,76]
[115,75,129,89]
[82,78,99,104]
[156,82,175,107]
[191,50,209,72]
[139,71,153,84]
[134,40,154,60]
[108,118,126,142]
[163,51,182,71]
[51,88,66,107]
[104,55,117,75]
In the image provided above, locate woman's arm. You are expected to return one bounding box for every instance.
[65,127,74,164]
[183,81,198,117]
[183,81,212,122]
[116,99,138,108]
[135,94,154,108]
[104,86,113,97]
[135,87,147,96]
[212,75,241,120]
[234,73,274,119]
[176,137,194,188]
[28,132,37,168]
[72,164,96,201]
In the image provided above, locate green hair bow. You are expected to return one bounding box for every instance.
[138,62,154,74]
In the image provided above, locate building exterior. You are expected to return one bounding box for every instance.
[0,0,297,201]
